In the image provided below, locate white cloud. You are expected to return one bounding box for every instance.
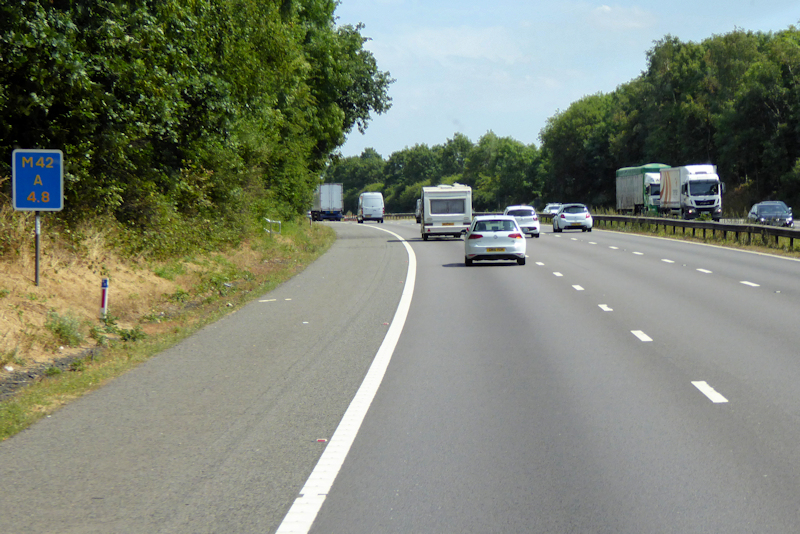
[588,4,657,30]
[400,26,529,65]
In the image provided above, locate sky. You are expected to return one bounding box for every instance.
[333,0,800,159]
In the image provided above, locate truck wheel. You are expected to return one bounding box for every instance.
[465,257,473,266]
[422,233,428,241]
[358,219,363,224]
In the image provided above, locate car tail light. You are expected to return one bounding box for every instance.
[560,214,566,218]
[586,213,591,219]
[468,233,483,239]
[509,233,523,239]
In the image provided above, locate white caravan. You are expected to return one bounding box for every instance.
[420,184,473,240]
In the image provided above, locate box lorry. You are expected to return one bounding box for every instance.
[616,163,668,215]
[659,165,724,221]
[420,183,472,240]
[311,183,344,221]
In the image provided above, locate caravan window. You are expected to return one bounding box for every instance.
[430,198,465,214]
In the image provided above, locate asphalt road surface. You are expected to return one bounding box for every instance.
[4,220,800,533]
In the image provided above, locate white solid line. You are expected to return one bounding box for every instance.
[631,330,653,342]
[573,285,584,291]
[741,281,760,287]
[599,304,613,311]
[553,272,563,277]
[697,269,713,274]
[276,226,416,534]
[662,259,675,263]
[692,381,729,403]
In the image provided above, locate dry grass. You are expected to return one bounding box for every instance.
[0,207,336,439]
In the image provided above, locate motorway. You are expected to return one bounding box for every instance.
[3,220,800,533]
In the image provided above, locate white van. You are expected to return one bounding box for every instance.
[420,183,472,240]
[358,192,384,223]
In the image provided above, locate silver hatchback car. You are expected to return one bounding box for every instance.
[552,203,593,232]
[503,205,540,237]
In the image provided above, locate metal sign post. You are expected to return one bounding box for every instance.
[11,149,64,286]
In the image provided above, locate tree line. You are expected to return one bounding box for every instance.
[326,26,800,216]
[0,0,391,252]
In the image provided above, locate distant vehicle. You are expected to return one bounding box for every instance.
[747,201,794,227]
[311,183,344,221]
[464,215,526,266]
[660,165,724,221]
[420,183,473,240]
[415,198,422,223]
[357,192,384,223]
[552,203,593,232]
[503,205,540,237]
[616,163,668,215]
[543,203,562,215]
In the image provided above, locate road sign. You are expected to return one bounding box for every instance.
[12,149,64,211]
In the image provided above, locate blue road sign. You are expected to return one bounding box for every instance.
[12,149,64,211]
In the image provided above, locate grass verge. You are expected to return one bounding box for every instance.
[0,219,335,441]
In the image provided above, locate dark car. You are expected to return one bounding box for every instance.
[747,201,794,228]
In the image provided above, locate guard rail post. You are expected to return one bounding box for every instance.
[264,218,282,237]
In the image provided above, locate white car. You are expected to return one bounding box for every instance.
[503,205,540,237]
[543,203,562,215]
[552,203,593,232]
[464,215,527,266]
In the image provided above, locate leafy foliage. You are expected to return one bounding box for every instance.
[540,26,800,211]
[0,0,392,247]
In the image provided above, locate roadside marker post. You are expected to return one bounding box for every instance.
[12,149,64,286]
[100,278,110,319]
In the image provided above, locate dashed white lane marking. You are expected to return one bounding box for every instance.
[633,251,644,255]
[276,226,416,534]
[553,272,564,277]
[599,304,613,312]
[589,242,597,245]
[609,246,619,250]
[260,299,277,302]
[662,259,675,263]
[571,238,578,241]
[692,381,729,403]
[573,285,584,291]
[741,281,760,287]
[536,262,545,266]
[697,269,713,274]
[631,330,653,342]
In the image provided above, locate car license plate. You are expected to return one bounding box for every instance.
[570,222,581,226]
[442,222,454,226]
[486,247,505,252]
